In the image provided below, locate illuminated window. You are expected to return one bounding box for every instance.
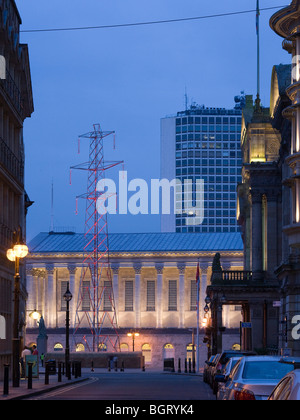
[186,343,196,361]
[120,343,129,352]
[54,343,64,352]
[163,344,175,360]
[142,344,152,363]
[76,343,85,353]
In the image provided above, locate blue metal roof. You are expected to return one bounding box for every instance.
[28,232,243,254]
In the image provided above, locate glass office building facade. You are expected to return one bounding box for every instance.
[161,102,243,233]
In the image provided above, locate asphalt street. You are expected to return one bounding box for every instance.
[28,372,214,401]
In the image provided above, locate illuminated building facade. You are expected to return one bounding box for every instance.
[26,231,244,368]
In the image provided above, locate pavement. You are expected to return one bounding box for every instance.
[0,366,204,400]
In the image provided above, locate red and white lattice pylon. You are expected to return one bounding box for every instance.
[70,124,123,352]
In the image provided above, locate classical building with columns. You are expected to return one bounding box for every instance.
[25,231,243,369]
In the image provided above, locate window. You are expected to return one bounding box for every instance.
[142,344,152,364]
[190,280,197,311]
[125,280,134,311]
[168,280,177,311]
[82,281,91,311]
[103,281,112,311]
[147,280,155,311]
[54,343,63,352]
[61,281,68,311]
[120,343,129,352]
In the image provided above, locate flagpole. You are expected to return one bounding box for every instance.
[256,0,260,98]
[196,259,200,373]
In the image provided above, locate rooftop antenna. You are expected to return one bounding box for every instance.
[50,179,54,232]
[185,86,188,111]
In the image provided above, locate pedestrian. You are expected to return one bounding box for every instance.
[32,345,38,355]
[21,347,31,378]
[40,353,45,367]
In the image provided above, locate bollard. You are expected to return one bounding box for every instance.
[188,358,192,373]
[91,361,94,372]
[28,362,33,390]
[74,362,78,379]
[78,362,82,377]
[185,358,187,373]
[178,358,181,373]
[45,363,49,385]
[67,362,71,380]
[121,361,124,372]
[142,365,145,372]
[3,364,9,396]
[108,359,111,372]
[192,358,196,374]
[58,363,62,383]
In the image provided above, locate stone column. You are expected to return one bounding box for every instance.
[68,264,77,327]
[177,263,186,329]
[133,263,142,329]
[155,263,164,328]
[266,194,279,276]
[26,265,35,327]
[251,191,263,278]
[111,263,120,322]
[200,263,209,320]
[45,264,55,328]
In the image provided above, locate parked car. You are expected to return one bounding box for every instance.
[216,357,242,400]
[268,369,300,401]
[206,354,220,386]
[220,356,300,400]
[203,355,216,383]
[211,350,257,394]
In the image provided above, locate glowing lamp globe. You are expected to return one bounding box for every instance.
[13,244,29,259]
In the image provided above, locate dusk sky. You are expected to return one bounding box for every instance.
[16,0,288,241]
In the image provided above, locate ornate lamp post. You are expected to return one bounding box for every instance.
[63,282,72,379]
[127,331,139,352]
[6,228,29,388]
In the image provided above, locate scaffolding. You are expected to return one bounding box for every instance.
[71,124,123,352]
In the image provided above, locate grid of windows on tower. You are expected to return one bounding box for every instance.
[175,114,242,233]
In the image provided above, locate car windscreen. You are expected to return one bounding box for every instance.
[242,361,294,380]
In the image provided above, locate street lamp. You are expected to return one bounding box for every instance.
[127,331,139,352]
[29,309,42,324]
[7,228,28,388]
[63,282,72,379]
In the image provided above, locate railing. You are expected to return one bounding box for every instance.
[0,136,24,183]
[0,69,23,114]
[211,270,253,285]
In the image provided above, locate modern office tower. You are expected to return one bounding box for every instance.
[161,96,244,233]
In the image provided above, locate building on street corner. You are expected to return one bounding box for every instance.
[0,0,34,380]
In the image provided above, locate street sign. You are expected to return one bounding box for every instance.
[273,301,282,308]
[241,322,252,329]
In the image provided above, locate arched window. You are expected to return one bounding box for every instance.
[98,343,107,352]
[163,343,174,360]
[120,343,129,352]
[186,343,196,361]
[54,343,64,352]
[142,344,152,364]
[76,343,85,353]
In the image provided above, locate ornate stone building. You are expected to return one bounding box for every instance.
[0,0,34,378]
[270,0,300,356]
[26,231,243,369]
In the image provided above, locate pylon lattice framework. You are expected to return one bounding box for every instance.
[71,124,123,352]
